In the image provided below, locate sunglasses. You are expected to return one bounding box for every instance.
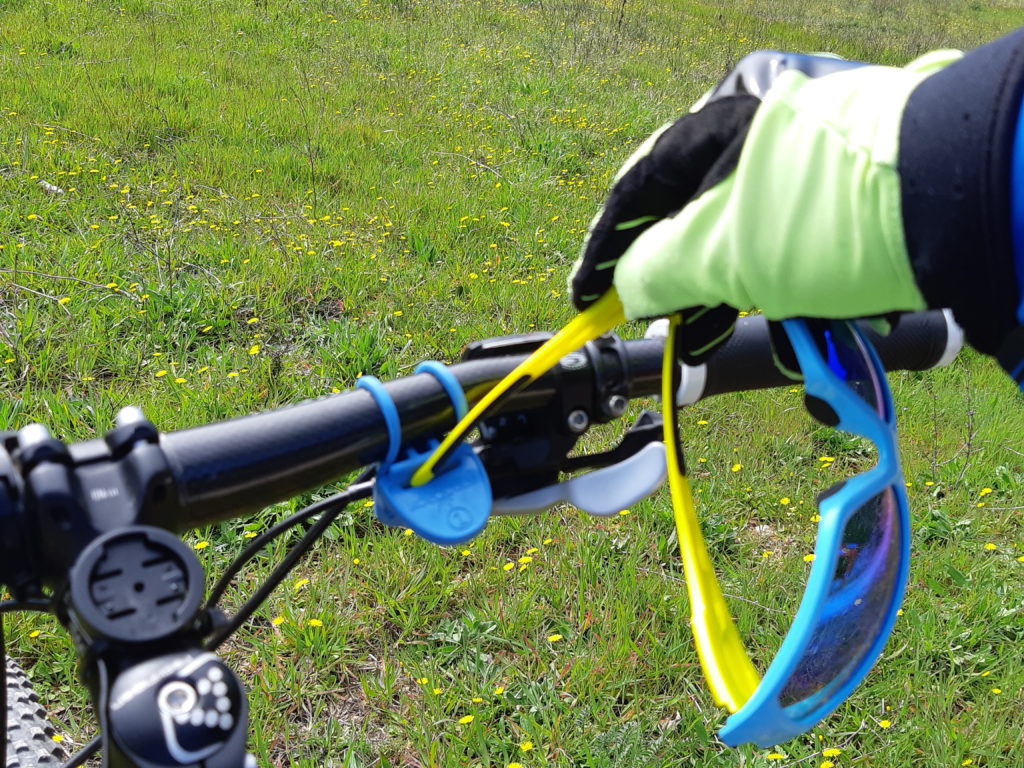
[662,315,910,747]
[413,292,908,747]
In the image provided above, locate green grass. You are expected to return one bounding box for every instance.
[1,0,1023,766]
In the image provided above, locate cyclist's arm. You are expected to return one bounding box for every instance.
[895,27,1024,386]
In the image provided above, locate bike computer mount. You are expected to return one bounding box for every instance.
[62,525,251,767]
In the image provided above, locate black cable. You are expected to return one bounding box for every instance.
[205,471,374,608]
[0,598,52,613]
[204,480,374,651]
[61,732,99,768]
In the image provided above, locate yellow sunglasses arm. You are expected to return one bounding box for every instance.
[410,289,626,487]
[661,315,760,713]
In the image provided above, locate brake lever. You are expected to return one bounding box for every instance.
[561,410,663,472]
[492,441,666,517]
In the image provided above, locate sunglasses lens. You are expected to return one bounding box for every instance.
[777,485,902,713]
[822,324,887,420]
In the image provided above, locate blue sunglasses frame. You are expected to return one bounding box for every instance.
[718,319,911,747]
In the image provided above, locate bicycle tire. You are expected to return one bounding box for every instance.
[4,658,67,768]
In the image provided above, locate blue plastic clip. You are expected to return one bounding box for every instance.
[356,364,491,546]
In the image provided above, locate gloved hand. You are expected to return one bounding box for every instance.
[570,29,1024,384]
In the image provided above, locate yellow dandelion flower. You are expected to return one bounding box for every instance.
[353,558,360,565]
[803,553,816,562]
[979,487,993,496]
[58,296,70,305]
[779,497,791,505]
[822,748,841,757]
[494,686,505,695]
[29,630,41,638]
[547,634,563,642]
[507,763,523,768]
[984,543,997,550]
[293,578,309,590]
[618,509,631,516]
[248,344,260,355]
[404,528,414,536]
[194,541,210,550]
[51,735,63,743]
[766,754,785,760]
[415,677,428,685]
[307,619,323,627]
[502,562,515,572]
[518,556,533,564]
[731,463,742,472]
[432,687,441,695]
[174,377,186,384]
[458,715,474,725]
[155,370,168,377]
[460,549,470,556]
[471,697,483,703]
[227,371,239,378]
[247,317,259,324]
[821,762,835,768]
[271,616,285,626]
[991,688,1002,694]
[520,741,533,752]
[879,719,892,728]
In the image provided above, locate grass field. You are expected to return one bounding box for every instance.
[1,0,1023,766]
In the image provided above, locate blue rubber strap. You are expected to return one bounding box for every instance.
[1013,91,1024,326]
[355,376,401,469]
[414,361,469,420]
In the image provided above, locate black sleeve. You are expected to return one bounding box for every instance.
[898,26,1024,357]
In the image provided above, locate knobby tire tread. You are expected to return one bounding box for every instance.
[4,658,67,768]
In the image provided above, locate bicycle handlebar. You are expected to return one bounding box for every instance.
[156,309,959,529]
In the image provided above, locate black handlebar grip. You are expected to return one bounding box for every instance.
[690,310,961,402]
[863,310,962,373]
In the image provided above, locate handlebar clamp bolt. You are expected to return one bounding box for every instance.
[605,395,628,418]
[566,409,589,434]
